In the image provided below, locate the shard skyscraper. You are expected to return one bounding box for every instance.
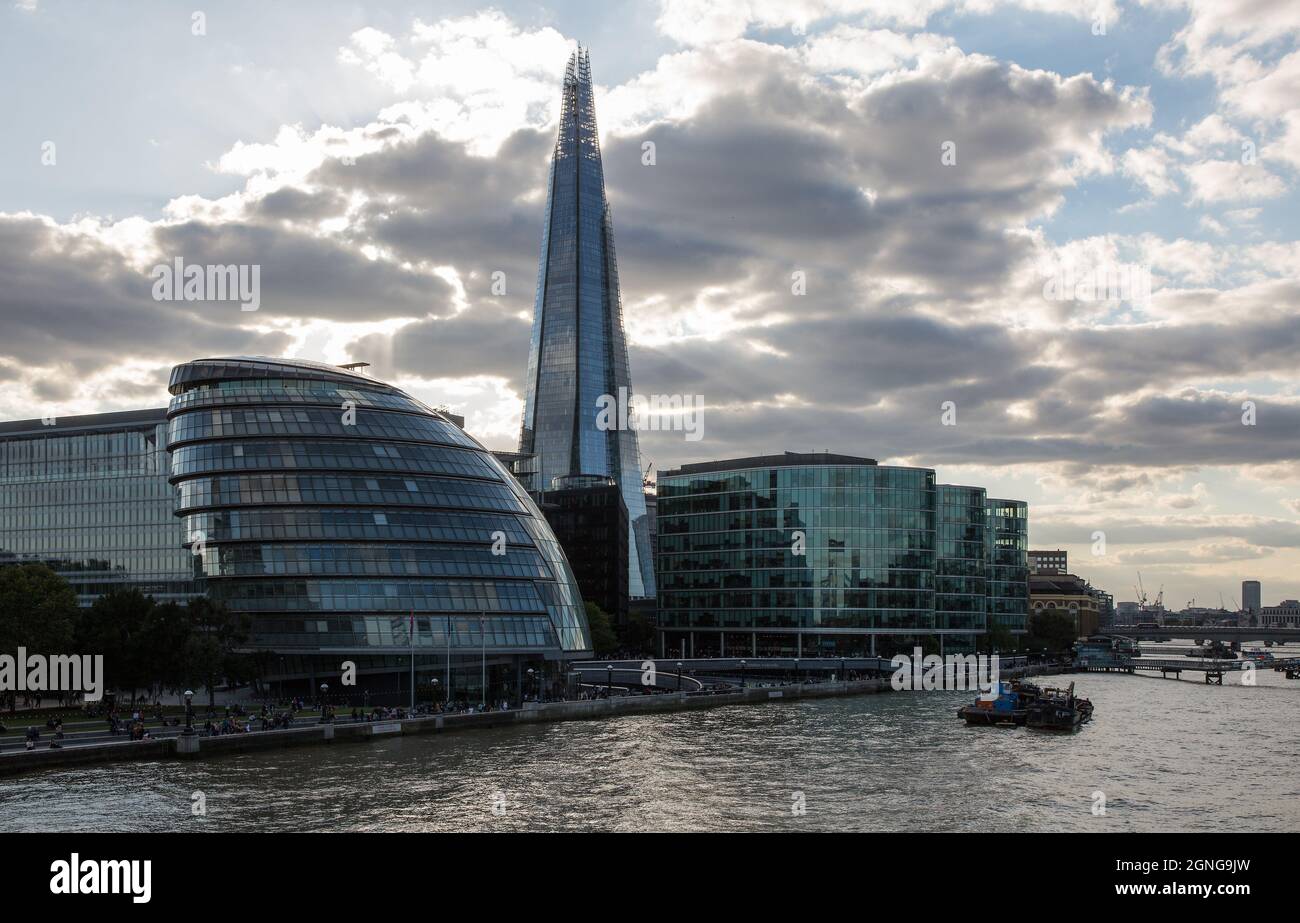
[519,47,655,599]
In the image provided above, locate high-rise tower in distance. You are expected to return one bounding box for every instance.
[519,47,655,599]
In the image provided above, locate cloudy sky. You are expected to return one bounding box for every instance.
[3,0,1299,610]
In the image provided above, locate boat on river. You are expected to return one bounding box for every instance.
[956,681,1042,727]
[1024,682,1093,732]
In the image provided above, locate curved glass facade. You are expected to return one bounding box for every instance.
[167,357,591,701]
[656,455,1027,658]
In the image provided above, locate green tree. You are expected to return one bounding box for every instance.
[0,564,80,655]
[181,597,252,708]
[981,621,1015,655]
[76,588,156,702]
[141,601,193,697]
[1025,610,1077,653]
[616,610,654,654]
[584,601,619,657]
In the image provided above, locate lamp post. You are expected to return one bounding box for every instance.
[793,657,800,684]
[527,668,537,703]
[676,661,683,692]
[183,690,194,736]
[739,660,746,689]
[841,657,846,684]
[318,682,329,722]
[606,664,614,697]
[430,677,439,714]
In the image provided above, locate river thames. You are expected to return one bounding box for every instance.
[2,659,1297,832]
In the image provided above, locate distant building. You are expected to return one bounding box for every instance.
[1260,599,1300,628]
[1116,601,1141,622]
[1242,580,1261,617]
[1029,572,1101,639]
[1028,549,1067,575]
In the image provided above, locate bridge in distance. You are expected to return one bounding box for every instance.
[1109,626,1300,643]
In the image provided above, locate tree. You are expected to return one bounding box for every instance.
[181,597,253,708]
[1026,610,1077,653]
[0,564,80,655]
[76,588,156,702]
[616,610,654,654]
[981,621,1015,655]
[583,601,619,657]
[141,601,193,697]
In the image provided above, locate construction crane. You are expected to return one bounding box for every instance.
[1134,572,1148,609]
[642,462,654,490]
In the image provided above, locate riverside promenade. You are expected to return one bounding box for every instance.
[0,660,1067,778]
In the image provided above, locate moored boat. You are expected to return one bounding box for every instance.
[1024,682,1093,732]
[956,680,1041,727]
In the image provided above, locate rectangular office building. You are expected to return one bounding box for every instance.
[0,409,196,605]
[655,452,1029,658]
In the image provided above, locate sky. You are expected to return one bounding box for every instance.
[2,0,1299,611]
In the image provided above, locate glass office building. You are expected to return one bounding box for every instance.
[656,453,1028,658]
[167,356,591,703]
[518,47,655,600]
[0,409,196,606]
[985,498,1030,633]
[935,484,988,635]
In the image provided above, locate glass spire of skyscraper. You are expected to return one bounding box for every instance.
[519,47,656,599]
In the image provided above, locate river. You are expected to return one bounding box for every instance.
[2,654,1297,832]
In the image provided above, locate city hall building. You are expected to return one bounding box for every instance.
[165,357,591,702]
[655,453,1028,658]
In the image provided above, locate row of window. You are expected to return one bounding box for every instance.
[658,466,935,496]
[199,543,552,581]
[170,440,498,480]
[655,609,983,630]
[658,488,935,516]
[182,508,537,546]
[177,474,526,515]
[168,406,474,450]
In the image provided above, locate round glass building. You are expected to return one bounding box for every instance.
[166,357,591,705]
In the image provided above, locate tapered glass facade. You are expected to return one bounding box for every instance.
[0,409,196,605]
[519,47,654,599]
[656,454,1027,657]
[167,357,591,698]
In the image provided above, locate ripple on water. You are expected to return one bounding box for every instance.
[1,671,1297,832]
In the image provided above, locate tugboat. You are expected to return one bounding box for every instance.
[957,681,1041,727]
[1024,682,1093,732]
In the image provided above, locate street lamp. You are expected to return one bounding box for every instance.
[183,690,194,736]
[739,659,747,689]
[606,664,614,697]
[841,657,846,683]
[527,668,537,703]
[430,678,440,714]
[676,661,683,692]
[318,683,329,722]
[793,657,801,684]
